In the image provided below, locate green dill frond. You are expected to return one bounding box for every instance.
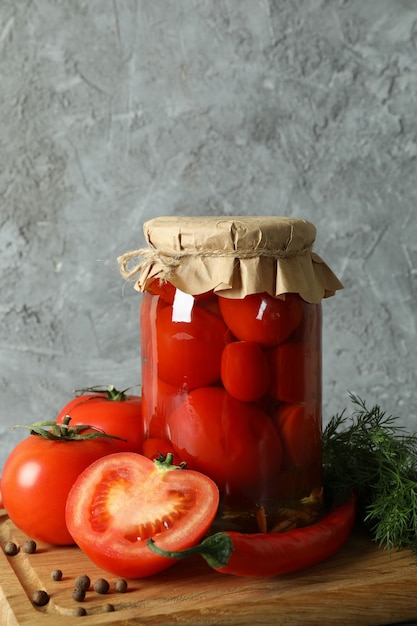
[323,394,417,554]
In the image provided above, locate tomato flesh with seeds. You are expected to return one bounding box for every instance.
[65,453,219,578]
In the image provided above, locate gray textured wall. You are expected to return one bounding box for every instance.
[1,0,417,470]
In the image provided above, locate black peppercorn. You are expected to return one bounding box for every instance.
[114,578,128,593]
[32,590,50,606]
[74,574,91,591]
[93,578,110,594]
[73,606,87,616]
[51,569,63,581]
[4,541,19,556]
[23,539,37,554]
[72,587,86,602]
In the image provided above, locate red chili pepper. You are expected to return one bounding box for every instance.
[148,492,357,578]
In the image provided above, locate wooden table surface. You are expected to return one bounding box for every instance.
[1,509,417,626]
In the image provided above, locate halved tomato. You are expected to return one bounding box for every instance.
[65,453,219,579]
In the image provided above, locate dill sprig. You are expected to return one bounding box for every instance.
[323,393,417,554]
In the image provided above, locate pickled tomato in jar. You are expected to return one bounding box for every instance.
[119,216,343,533]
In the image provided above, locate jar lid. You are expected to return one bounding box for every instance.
[118,215,343,303]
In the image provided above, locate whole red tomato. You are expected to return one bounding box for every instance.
[220,340,271,402]
[287,300,322,346]
[56,386,143,453]
[66,452,219,578]
[1,423,119,545]
[147,279,176,303]
[141,377,186,440]
[274,403,322,468]
[155,301,232,389]
[268,343,321,403]
[168,387,282,497]
[218,292,304,347]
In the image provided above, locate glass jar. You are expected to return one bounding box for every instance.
[119,216,343,534]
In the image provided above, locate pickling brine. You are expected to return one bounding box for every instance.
[141,283,323,532]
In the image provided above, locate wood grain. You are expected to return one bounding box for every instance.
[1,509,417,625]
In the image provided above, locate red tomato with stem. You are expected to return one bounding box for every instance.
[218,293,304,347]
[1,424,119,545]
[220,340,271,402]
[65,452,219,578]
[274,403,322,468]
[156,301,232,389]
[56,386,143,453]
[168,387,282,497]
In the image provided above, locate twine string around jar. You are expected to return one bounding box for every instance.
[117,243,314,282]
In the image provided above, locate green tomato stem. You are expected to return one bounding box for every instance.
[153,453,187,472]
[12,417,127,442]
[73,384,138,402]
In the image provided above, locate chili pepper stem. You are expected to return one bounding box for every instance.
[147,532,234,569]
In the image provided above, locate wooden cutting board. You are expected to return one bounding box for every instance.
[1,508,417,626]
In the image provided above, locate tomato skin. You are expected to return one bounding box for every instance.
[218,293,304,347]
[268,343,321,404]
[65,452,219,578]
[220,341,271,402]
[168,387,282,497]
[1,434,118,545]
[147,279,176,304]
[156,302,232,389]
[142,378,186,440]
[287,301,322,346]
[274,403,322,468]
[56,393,143,453]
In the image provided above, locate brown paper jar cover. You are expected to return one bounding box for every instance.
[118,215,343,303]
